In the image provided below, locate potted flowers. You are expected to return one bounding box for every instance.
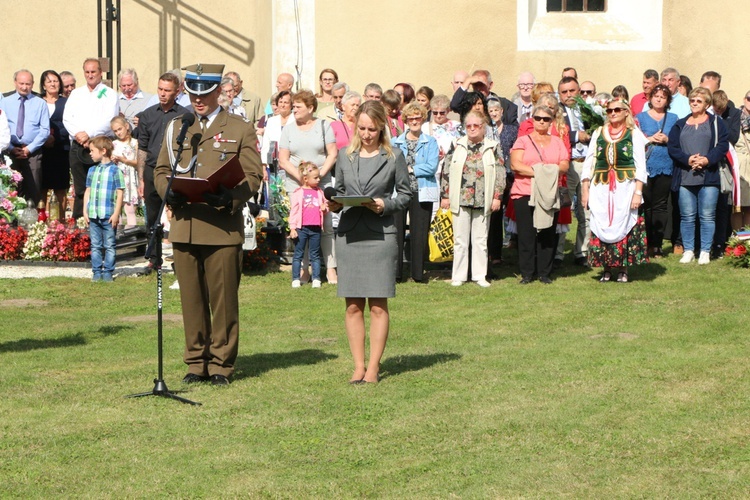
[724,230,750,268]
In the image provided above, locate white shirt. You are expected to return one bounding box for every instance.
[0,110,10,151]
[565,105,589,160]
[63,83,119,140]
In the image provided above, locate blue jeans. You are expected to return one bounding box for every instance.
[292,226,321,280]
[90,218,117,276]
[678,185,719,253]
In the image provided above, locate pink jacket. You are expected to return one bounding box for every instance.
[288,186,328,230]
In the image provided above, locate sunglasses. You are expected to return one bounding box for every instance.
[605,108,626,115]
[432,110,447,116]
[533,116,552,123]
[689,98,705,104]
[580,90,595,96]
[465,124,483,130]
[405,116,422,122]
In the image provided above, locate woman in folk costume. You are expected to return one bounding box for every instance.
[581,97,649,283]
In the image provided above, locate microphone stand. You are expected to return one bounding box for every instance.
[127,127,200,406]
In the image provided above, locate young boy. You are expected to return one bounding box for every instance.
[83,136,125,282]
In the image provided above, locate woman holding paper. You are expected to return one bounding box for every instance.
[331,100,411,384]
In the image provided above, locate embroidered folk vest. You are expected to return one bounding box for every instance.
[591,129,636,185]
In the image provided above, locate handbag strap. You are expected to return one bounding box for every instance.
[320,118,327,152]
[527,136,546,164]
[713,115,718,148]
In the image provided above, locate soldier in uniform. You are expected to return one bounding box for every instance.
[154,63,262,386]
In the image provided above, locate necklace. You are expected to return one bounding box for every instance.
[608,124,625,140]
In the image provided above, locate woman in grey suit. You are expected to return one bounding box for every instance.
[331,100,412,384]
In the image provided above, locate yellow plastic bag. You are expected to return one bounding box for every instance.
[428,208,454,263]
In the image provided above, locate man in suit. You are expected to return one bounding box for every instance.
[0,69,49,204]
[60,71,76,98]
[154,63,263,386]
[558,76,590,267]
[449,69,518,125]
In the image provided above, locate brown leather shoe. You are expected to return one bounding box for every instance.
[673,244,684,255]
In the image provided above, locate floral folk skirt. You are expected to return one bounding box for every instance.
[588,216,649,268]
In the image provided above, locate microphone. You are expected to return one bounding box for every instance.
[324,187,337,201]
[176,113,196,145]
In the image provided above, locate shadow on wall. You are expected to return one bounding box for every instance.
[132,0,255,70]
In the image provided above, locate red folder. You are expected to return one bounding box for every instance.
[171,154,246,203]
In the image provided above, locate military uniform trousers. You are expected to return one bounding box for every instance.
[173,242,243,378]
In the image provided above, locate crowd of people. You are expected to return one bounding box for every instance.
[1,59,747,384]
[0,63,747,283]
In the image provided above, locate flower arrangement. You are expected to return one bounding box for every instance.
[243,216,276,271]
[0,166,26,223]
[22,221,47,260]
[0,225,27,260]
[268,173,290,232]
[41,220,91,262]
[574,96,605,135]
[724,230,750,267]
[0,218,91,262]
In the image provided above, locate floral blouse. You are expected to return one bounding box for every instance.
[441,141,504,209]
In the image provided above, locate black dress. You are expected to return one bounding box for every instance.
[41,97,70,190]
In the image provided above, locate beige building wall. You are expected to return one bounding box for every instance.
[0,1,745,105]
[0,0,270,99]
[316,0,747,104]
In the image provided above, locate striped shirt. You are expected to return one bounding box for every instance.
[86,162,125,219]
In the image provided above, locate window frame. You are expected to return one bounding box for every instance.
[547,0,607,13]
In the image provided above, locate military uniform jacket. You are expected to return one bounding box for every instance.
[155,108,263,245]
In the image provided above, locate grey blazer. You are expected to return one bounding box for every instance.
[335,147,412,235]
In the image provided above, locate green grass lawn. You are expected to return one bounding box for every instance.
[1,247,749,497]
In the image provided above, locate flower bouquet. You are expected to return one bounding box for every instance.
[0,166,25,224]
[268,173,290,232]
[574,96,605,136]
[724,230,750,267]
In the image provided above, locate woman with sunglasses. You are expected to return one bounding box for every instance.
[441,110,505,287]
[581,98,649,282]
[422,94,460,157]
[392,102,439,283]
[510,104,570,284]
[667,87,729,265]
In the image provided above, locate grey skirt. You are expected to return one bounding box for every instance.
[335,227,398,298]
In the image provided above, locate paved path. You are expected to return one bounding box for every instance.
[0,253,173,280]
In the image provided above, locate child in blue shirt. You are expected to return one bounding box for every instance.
[83,136,124,282]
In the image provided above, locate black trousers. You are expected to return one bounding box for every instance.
[70,142,93,219]
[643,174,671,250]
[142,166,163,230]
[12,151,43,205]
[713,192,732,254]
[395,195,433,282]
[670,189,682,246]
[487,210,504,261]
[514,196,559,279]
